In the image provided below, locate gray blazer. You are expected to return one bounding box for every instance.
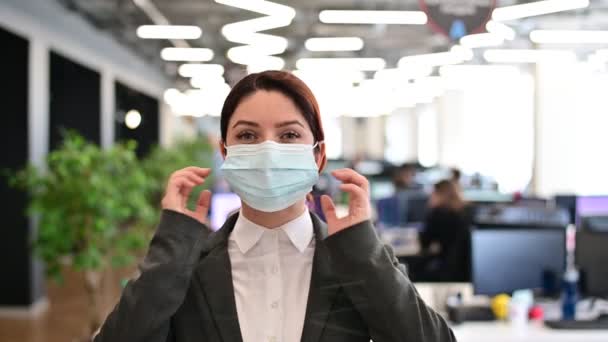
[95,210,455,342]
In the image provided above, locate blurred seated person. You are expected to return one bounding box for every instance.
[393,163,423,192]
[388,163,426,225]
[420,180,472,282]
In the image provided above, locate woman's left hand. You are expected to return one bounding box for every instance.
[320,168,372,236]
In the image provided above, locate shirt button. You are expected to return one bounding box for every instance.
[271,301,279,309]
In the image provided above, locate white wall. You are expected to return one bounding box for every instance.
[341,116,386,160]
[536,61,608,196]
[385,108,418,164]
[436,67,535,193]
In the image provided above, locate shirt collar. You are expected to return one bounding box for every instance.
[281,210,314,253]
[230,209,314,254]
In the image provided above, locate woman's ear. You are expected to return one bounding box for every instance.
[315,142,327,173]
[219,139,227,160]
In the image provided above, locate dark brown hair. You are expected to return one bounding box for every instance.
[220,70,326,170]
[433,179,467,211]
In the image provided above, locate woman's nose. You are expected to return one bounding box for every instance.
[260,136,281,143]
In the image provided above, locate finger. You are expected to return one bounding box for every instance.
[173,177,197,191]
[339,183,368,204]
[179,167,211,178]
[177,171,206,186]
[174,177,198,208]
[320,195,338,224]
[332,168,369,193]
[164,177,195,208]
[340,184,371,222]
[195,190,212,219]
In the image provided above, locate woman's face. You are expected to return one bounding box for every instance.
[223,90,319,150]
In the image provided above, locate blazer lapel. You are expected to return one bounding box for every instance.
[300,213,341,342]
[195,213,243,342]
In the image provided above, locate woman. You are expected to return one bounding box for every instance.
[420,180,472,282]
[95,71,454,342]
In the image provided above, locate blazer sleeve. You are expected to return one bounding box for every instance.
[94,210,210,342]
[324,220,456,342]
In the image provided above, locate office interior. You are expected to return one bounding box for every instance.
[1,0,608,341]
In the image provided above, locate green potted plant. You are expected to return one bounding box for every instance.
[10,132,156,335]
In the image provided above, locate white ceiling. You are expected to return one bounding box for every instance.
[56,0,608,86]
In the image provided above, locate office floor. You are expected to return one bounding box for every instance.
[0,267,132,342]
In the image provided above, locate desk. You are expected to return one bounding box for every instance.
[452,322,608,342]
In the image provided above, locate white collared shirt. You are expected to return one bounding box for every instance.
[228,210,315,342]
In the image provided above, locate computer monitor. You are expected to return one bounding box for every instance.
[581,216,608,233]
[471,228,565,296]
[576,196,608,225]
[474,205,569,229]
[576,231,608,297]
[463,189,512,203]
[210,193,241,231]
[376,196,403,228]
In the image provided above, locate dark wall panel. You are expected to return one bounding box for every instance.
[49,51,101,149]
[0,26,32,306]
[115,82,159,158]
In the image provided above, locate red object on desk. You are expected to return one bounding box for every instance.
[529,305,544,321]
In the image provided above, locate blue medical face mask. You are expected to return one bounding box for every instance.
[221,140,321,212]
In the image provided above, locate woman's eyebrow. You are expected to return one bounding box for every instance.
[232,120,259,129]
[275,120,305,128]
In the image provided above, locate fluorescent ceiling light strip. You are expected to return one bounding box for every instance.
[223,32,289,55]
[227,47,285,70]
[136,25,202,39]
[374,66,433,82]
[227,45,287,64]
[296,58,386,71]
[460,33,504,48]
[133,0,191,48]
[486,21,516,41]
[178,64,225,78]
[305,37,364,51]
[398,51,465,67]
[439,65,520,78]
[319,10,428,25]
[164,88,183,106]
[215,0,295,17]
[222,16,294,37]
[216,0,294,66]
[190,77,228,89]
[492,0,590,21]
[530,30,608,44]
[483,49,577,63]
[246,56,286,73]
[292,69,366,83]
[161,48,214,61]
[450,45,474,61]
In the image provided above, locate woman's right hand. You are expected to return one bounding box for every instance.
[161,167,212,225]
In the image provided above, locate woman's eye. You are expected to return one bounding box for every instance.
[280,131,300,141]
[236,132,257,142]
